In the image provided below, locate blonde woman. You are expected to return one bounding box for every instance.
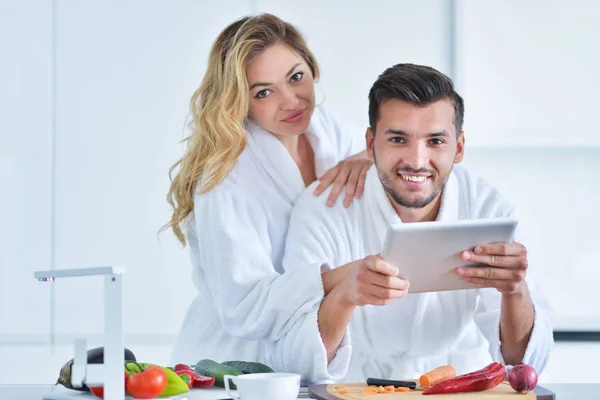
[166,14,371,382]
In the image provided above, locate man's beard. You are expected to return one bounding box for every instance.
[373,152,453,209]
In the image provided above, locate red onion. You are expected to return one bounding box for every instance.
[508,363,538,393]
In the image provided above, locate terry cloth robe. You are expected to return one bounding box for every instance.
[282,164,554,382]
[170,106,363,384]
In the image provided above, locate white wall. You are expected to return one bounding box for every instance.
[1,0,599,386]
[456,0,600,148]
[0,0,53,342]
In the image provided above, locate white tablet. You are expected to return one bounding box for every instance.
[381,218,519,294]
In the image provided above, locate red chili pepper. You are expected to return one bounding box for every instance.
[449,362,502,380]
[422,362,506,395]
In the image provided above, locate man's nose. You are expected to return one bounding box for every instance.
[403,141,429,169]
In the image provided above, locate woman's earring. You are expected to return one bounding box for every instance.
[314,82,326,106]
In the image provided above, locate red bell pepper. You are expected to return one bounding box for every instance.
[174,364,194,372]
[173,363,215,388]
[176,370,194,389]
[190,373,216,389]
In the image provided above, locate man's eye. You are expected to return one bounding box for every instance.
[390,137,405,143]
[430,139,444,145]
[255,89,271,99]
[290,72,303,82]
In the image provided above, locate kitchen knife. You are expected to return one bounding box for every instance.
[366,378,417,389]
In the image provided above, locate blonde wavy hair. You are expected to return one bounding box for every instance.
[164,13,320,246]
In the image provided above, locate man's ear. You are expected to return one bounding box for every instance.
[366,127,375,160]
[454,131,465,164]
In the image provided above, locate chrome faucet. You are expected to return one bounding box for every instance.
[35,266,126,400]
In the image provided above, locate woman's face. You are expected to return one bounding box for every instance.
[246,43,315,137]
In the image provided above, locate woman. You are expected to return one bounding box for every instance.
[165,13,371,381]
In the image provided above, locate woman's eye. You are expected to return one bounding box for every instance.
[290,72,303,82]
[255,89,271,99]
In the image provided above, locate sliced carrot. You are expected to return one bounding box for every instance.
[377,386,386,393]
[338,389,349,394]
[384,385,395,391]
[395,386,412,392]
[419,365,456,388]
[362,387,378,395]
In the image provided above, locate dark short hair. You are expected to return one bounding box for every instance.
[368,63,464,135]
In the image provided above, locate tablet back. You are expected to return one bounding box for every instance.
[381,218,519,294]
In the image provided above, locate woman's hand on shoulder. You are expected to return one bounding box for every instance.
[313,150,373,208]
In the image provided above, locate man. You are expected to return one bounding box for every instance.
[280,63,553,382]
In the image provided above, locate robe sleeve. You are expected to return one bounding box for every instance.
[268,184,356,384]
[474,207,554,374]
[191,179,325,342]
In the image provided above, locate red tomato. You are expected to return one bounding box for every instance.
[126,365,168,399]
[89,386,104,399]
[89,372,128,399]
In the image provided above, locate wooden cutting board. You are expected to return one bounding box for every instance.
[308,381,555,400]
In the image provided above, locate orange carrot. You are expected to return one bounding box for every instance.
[377,386,386,393]
[338,389,349,394]
[362,387,378,395]
[384,385,395,392]
[419,365,456,388]
[395,387,412,392]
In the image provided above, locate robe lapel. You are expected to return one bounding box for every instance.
[245,119,305,204]
[244,115,344,205]
[364,166,402,249]
[436,171,460,222]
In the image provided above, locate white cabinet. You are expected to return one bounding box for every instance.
[0,0,52,340]
[456,0,600,148]
[256,0,453,129]
[52,1,252,340]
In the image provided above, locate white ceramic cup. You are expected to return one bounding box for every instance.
[223,372,301,400]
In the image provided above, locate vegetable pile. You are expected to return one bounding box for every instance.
[55,347,276,398]
[344,362,539,396]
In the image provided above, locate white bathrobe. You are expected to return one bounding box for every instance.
[170,106,363,383]
[282,164,554,382]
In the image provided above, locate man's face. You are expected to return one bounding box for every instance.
[367,98,464,209]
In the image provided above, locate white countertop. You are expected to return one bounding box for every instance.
[2,383,600,400]
[0,384,310,400]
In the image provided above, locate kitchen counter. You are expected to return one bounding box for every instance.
[1,383,599,399]
[0,385,242,400]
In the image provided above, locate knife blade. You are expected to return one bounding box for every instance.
[366,378,417,389]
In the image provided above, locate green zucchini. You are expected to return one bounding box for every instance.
[194,359,243,388]
[221,360,274,374]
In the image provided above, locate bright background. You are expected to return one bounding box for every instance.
[1,0,599,385]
